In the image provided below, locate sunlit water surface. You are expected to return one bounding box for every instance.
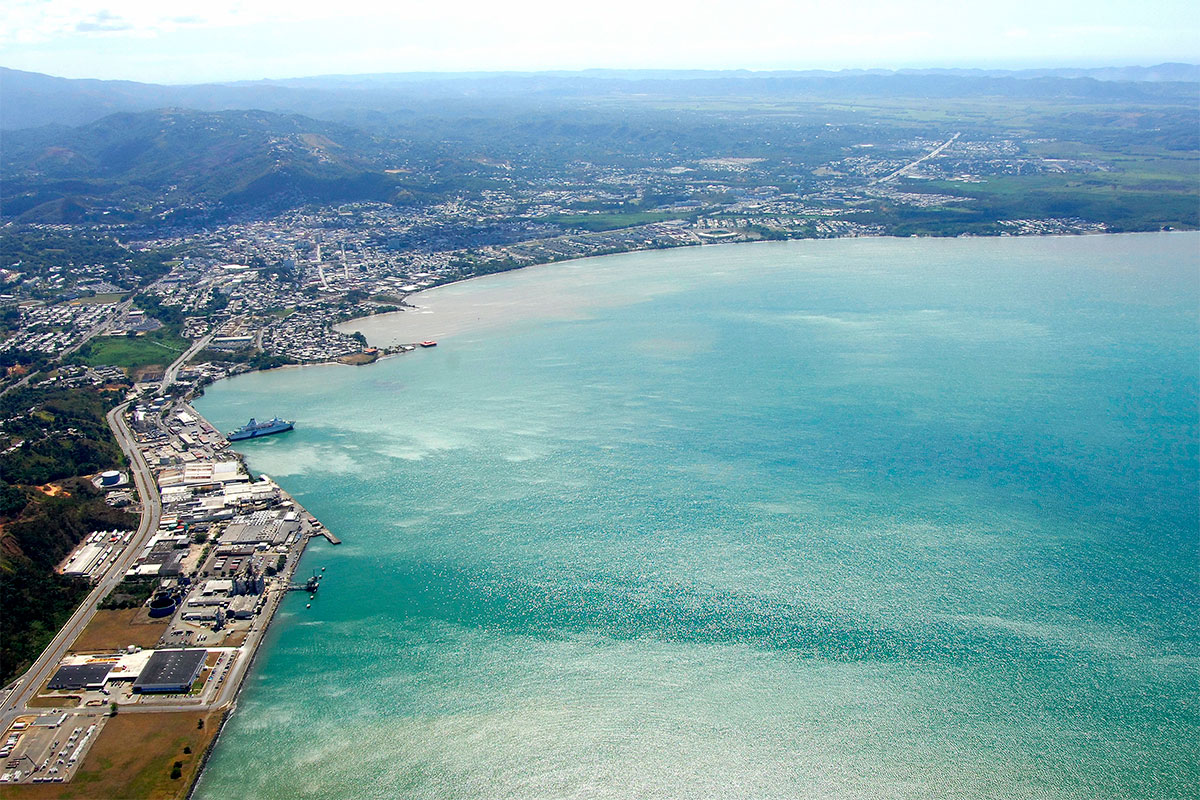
[195,234,1199,799]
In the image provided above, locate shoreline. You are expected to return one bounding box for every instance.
[363,225,1158,301]
[170,230,1194,391]
[162,231,1200,800]
[0,387,342,798]
[179,408,336,799]
[333,229,1188,348]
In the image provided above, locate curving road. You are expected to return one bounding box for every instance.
[159,333,213,397]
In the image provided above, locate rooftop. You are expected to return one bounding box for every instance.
[133,648,207,692]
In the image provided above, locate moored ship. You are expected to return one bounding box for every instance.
[228,417,295,441]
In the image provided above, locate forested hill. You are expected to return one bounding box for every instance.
[1,109,422,224]
[2,66,1196,232]
[0,386,138,685]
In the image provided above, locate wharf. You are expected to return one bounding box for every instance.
[303,513,341,544]
[0,371,347,795]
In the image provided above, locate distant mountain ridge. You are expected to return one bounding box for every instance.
[2,65,1196,229]
[3,64,1197,131]
[241,63,1200,87]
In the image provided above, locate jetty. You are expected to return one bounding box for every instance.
[287,574,322,593]
[305,515,341,544]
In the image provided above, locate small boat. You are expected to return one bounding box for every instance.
[418,341,438,348]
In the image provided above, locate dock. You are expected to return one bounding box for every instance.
[287,574,321,592]
[305,516,341,544]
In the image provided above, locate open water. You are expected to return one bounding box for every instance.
[194,234,1198,799]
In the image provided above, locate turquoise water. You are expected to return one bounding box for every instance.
[194,234,1199,799]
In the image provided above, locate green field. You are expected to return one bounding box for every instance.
[920,170,1199,231]
[545,210,689,232]
[70,293,126,306]
[77,330,188,371]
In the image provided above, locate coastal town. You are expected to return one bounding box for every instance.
[1,56,1196,797]
[1,128,1120,378]
[0,128,1122,794]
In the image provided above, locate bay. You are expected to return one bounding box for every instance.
[194,233,1199,799]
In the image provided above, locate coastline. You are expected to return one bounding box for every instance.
[359,224,1176,305]
[182,230,1197,798]
[0,386,344,798]
[179,409,337,799]
[333,229,1185,349]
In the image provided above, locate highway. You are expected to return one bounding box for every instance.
[158,333,213,396]
[871,131,961,184]
[0,400,162,732]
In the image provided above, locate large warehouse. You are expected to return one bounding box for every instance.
[47,663,112,691]
[132,649,207,694]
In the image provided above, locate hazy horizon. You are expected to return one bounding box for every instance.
[4,61,1199,89]
[2,0,1196,84]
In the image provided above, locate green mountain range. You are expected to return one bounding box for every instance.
[2,108,414,223]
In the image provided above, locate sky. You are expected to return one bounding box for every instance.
[1,0,1197,84]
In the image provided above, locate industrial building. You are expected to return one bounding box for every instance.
[47,664,112,691]
[131,538,187,576]
[45,651,155,694]
[133,649,207,693]
[60,544,108,579]
[227,595,258,619]
[60,530,134,581]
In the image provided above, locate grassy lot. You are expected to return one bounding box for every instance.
[6,710,224,800]
[546,210,688,231]
[27,694,81,708]
[337,351,378,366]
[70,293,126,306]
[69,608,168,653]
[222,631,247,647]
[917,160,1199,231]
[76,331,188,372]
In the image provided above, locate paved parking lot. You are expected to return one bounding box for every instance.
[0,713,108,786]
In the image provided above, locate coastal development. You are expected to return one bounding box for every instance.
[0,65,1196,798]
[3,70,1195,382]
[0,363,339,793]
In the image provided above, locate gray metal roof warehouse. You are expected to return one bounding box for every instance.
[132,649,207,693]
[48,663,112,690]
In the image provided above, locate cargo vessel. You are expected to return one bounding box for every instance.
[228,417,294,441]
